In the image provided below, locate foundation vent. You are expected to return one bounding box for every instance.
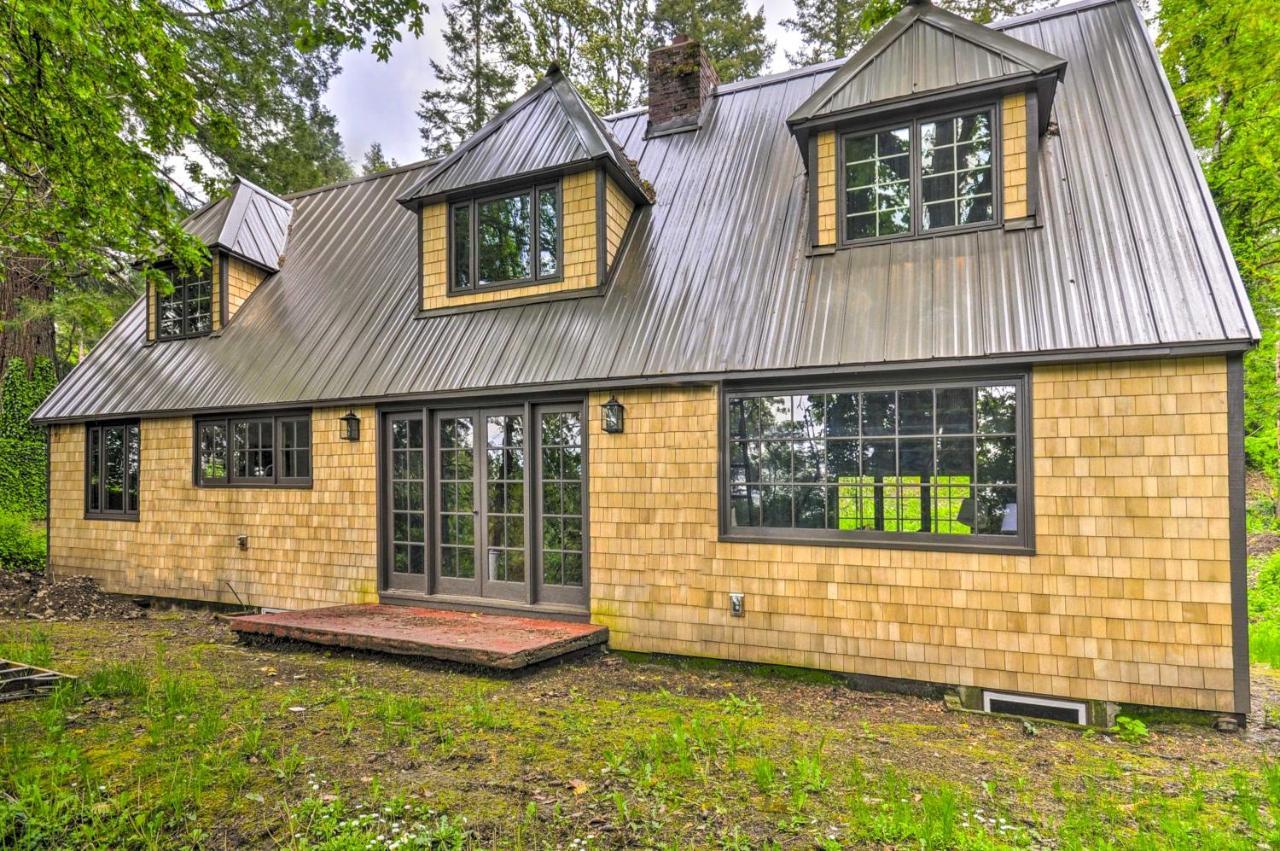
[982,691,1087,725]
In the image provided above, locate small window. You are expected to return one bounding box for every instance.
[86,421,140,519]
[195,411,312,487]
[449,182,561,292]
[724,377,1026,550]
[157,265,214,339]
[840,107,998,244]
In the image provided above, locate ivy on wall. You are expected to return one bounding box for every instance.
[0,357,57,520]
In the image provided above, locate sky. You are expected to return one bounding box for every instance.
[321,0,805,167]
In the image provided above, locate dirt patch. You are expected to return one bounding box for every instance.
[1249,532,1280,560]
[0,570,146,621]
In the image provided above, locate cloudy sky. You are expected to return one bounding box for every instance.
[321,0,805,167]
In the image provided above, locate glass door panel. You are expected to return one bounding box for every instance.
[435,412,480,596]
[482,411,528,602]
[536,407,587,607]
[386,413,427,592]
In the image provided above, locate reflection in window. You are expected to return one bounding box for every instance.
[844,128,911,240]
[86,422,140,518]
[485,414,526,583]
[921,111,994,230]
[726,383,1021,540]
[157,265,213,339]
[449,183,560,291]
[540,411,584,588]
[196,412,311,486]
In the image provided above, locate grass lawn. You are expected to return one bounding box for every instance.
[0,614,1278,849]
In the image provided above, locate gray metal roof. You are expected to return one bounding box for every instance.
[788,1,1067,130]
[182,177,293,272]
[398,70,650,206]
[33,0,1257,424]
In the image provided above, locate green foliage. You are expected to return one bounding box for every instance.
[0,626,52,668]
[1251,550,1280,667]
[652,0,774,82]
[578,0,654,114]
[1113,716,1150,743]
[1159,0,1280,477]
[360,142,399,175]
[0,357,55,521]
[417,0,525,156]
[0,511,46,571]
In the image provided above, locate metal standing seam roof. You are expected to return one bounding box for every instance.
[181,177,293,272]
[33,0,1258,425]
[397,70,650,206]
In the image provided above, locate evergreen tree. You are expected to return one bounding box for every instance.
[418,0,526,156]
[578,0,653,113]
[517,0,596,79]
[652,0,774,82]
[362,142,400,174]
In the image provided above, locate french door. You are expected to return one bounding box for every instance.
[381,401,586,608]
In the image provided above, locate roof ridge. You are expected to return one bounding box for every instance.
[283,157,439,202]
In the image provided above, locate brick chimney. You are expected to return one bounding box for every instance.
[647,34,719,136]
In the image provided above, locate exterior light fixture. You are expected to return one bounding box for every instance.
[601,395,625,434]
[340,410,361,441]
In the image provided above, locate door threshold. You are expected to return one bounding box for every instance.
[379,591,591,623]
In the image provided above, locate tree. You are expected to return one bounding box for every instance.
[652,0,774,82]
[417,0,526,157]
[517,0,595,78]
[1158,0,1280,480]
[362,142,400,174]
[578,0,653,113]
[783,0,1054,67]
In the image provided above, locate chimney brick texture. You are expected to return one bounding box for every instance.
[647,36,719,132]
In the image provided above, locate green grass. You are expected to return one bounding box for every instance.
[1,617,1278,849]
[1251,549,1280,667]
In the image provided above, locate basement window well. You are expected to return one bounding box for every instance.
[982,691,1087,725]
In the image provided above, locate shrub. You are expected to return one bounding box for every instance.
[0,509,46,571]
[0,356,56,520]
[1114,716,1150,743]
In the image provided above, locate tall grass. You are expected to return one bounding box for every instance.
[1251,551,1280,667]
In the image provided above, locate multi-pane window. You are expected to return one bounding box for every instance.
[485,415,527,583]
[539,411,584,588]
[449,183,560,291]
[921,112,994,230]
[86,421,140,519]
[157,266,214,338]
[841,108,997,243]
[391,415,427,577]
[195,412,311,486]
[843,127,912,240]
[726,379,1024,546]
[438,414,476,579]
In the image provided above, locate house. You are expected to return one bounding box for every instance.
[33,0,1258,721]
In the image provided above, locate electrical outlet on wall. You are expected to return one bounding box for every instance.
[729,592,745,617]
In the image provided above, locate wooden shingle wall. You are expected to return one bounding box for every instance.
[588,356,1236,713]
[420,168,601,311]
[815,130,837,246]
[48,407,378,611]
[1002,93,1029,220]
[225,255,269,322]
[604,174,634,267]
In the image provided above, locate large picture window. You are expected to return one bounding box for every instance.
[195,411,311,487]
[841,107,997,244]
[156,265,214,339]
[724,376,1028,550]
[449,183,560,292]
[86,421,140,519]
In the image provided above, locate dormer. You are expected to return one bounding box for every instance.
[398,68,652,315]
[146,177,292,343]
[788,0,1066,252]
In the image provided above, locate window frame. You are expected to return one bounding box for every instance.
[447,181,563,295]
[836,104,1002,248]
[717,371,1033,555]
[84,419,141,521]
[155,263,216,340]
[193,410,313,488]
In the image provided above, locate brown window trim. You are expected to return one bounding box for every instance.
[84,420,141,521]
[717,370,1034,555]
[193,409,313,488]
[836,103,1003,249]
[447,181,563,295]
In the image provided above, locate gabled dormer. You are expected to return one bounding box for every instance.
[788,0,1066,251]
[398,68,652,315]
[146,177,292,343]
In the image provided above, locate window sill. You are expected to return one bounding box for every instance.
[196,482,313,490]
[84,513,139,523]
[717,531,1034,557]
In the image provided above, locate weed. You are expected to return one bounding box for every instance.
[0,625,52,667]
[1114,715,1150,743]
[751,756,777,792]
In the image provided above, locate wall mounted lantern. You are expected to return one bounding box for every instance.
[601,395,625,434]
[340,410,361,441]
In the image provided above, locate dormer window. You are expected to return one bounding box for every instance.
[157,265,214,339]
[841,107,995,244]
[449,183,561,292]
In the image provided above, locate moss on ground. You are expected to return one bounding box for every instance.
[0,613,1278,849]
